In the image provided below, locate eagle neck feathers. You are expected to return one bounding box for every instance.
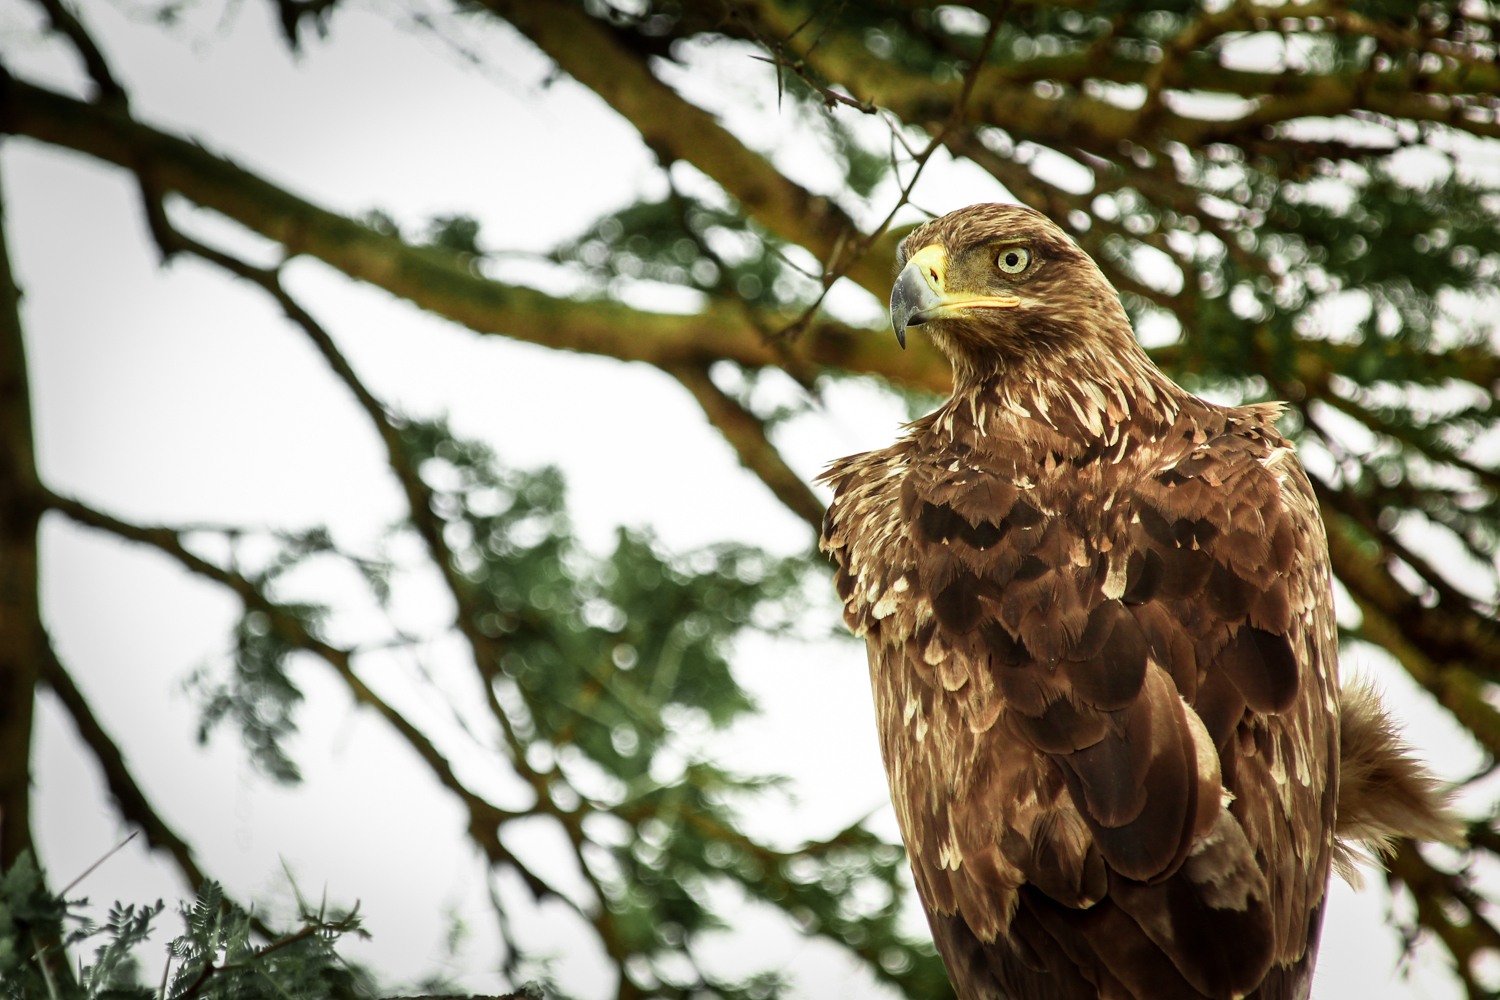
[929,329,1191,468]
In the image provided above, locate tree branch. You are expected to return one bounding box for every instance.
[28,0,125,106]
[135,203,487,646]
[0,69,949,395]
[1385,837,1500,994]
[0,153,43,870]
[1322,510,1500,758]
[134,211,642,965]
[39,493,575,905]
[38,647,287,939]
[480,0,895,298]
[751,0,1500,159]
[664,362,825,532]
[37,645,207,890]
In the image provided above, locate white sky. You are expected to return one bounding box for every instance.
[0,1,1489,997]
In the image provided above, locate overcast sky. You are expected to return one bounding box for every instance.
[1,1,1490,997]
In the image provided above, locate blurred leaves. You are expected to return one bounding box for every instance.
[426,214,484,256]
[164,410,938,998]
[553,194,821,310]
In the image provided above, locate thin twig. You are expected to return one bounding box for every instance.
[28,0,125,105]
[772,11,1006,342]
[59,831,138,895]
[31,931,61,1000]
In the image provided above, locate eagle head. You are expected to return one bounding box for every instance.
[890,203,1133,375]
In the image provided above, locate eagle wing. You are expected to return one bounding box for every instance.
[821,402,1339,1000]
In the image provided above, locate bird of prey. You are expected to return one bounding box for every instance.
[819,203,1460,1000]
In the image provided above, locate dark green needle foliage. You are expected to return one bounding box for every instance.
[0,856,363,1000]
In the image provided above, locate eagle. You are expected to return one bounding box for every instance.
[818,203,1461,1000]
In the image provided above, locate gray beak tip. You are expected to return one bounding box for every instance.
[889,259,941,352]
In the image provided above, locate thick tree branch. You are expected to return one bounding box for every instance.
[0,69,949,397]
[0,157,43,869]
[481,0,896,298]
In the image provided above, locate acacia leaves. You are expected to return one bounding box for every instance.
[396,415,802,773]
[391,418,941,997]
[0,857,364,1000]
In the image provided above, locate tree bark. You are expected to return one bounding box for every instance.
[0,157,43,868]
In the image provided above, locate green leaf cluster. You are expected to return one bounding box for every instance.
[393,418,947,996]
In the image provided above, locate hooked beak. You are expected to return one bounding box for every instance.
[888,244,1022,349]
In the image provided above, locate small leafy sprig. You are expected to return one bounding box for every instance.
[0,855,367,1000]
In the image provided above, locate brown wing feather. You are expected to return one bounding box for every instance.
[821,394,1339,1000]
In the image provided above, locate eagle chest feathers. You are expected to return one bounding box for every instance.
[816,204,1459,1000]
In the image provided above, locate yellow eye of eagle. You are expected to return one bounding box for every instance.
[997,247,1030,274]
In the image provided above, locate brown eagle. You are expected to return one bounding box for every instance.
[819,204,1460,1000]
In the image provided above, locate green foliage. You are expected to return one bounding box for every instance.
[0,853,73,1000]
[398,414,802,746]
[160,881,364,1000]
[426,214,484,256]
[175,411,941,997]
[825,113,888,198]
[568,3,1500,989]
[391,418,948,996]
[40,0,1500,995]
[185,531,344,785]
[0,857,364,1000]
[553,194,820,311]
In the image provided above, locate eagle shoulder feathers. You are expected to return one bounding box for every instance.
[818,203,1459,1000]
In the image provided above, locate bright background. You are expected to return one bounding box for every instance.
[0,1,1487,996]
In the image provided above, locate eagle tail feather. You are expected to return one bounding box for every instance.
[1334,679,1465,887]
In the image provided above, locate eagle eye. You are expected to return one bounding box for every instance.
[997,247,1031,274]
